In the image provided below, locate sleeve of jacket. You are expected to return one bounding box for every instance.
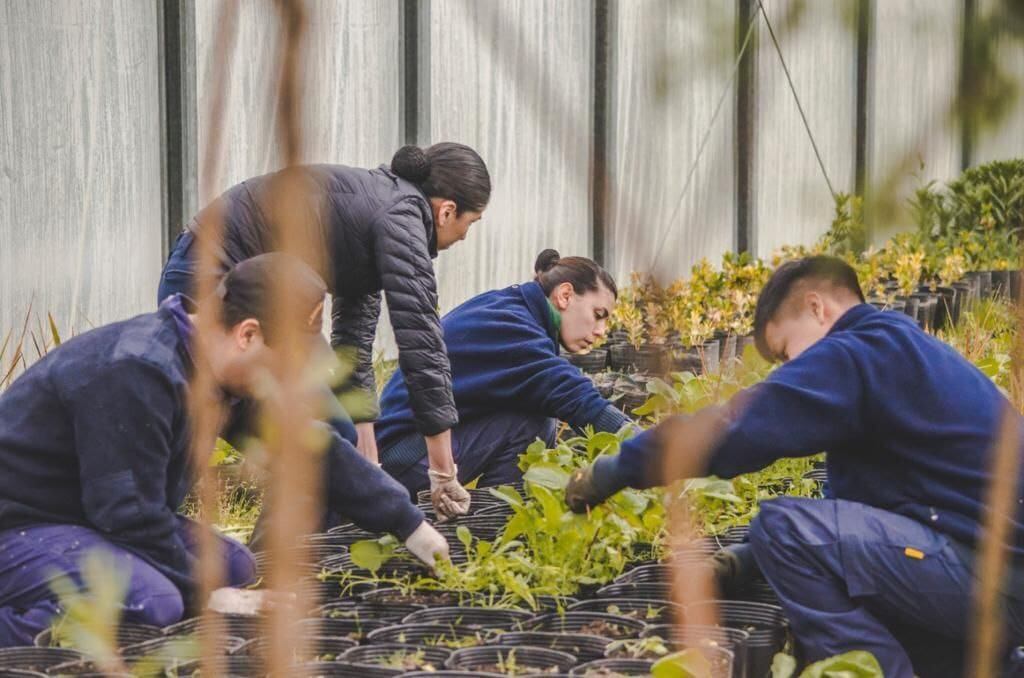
[706,338,865,478]
[373,199,457,436]
[329,291,383,422]
[69,360,195,599]
[322,427,425,540]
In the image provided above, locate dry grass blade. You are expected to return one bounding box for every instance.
[190,1,241,675]
[1,302,35,389]
[660,407,734,634]
[265,0,319,674]
[966,402,1022,677]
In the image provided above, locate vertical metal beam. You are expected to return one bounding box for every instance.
[158,0,198,258]
[592,0,610,266]
[735,0,756,255]
[402,0,419,145]
[854,0,872,197]
[959,0,977,171]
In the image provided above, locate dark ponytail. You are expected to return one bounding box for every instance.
[534,249,618,299]
[391,142,491,214]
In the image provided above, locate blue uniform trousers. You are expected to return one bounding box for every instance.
[749,497,1024,677]
[0,517,255,647]
[382,413,558,496]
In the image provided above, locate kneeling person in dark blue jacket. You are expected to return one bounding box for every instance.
[0,254,445,647]
[375,250,632,496]
[565,256,1024,677]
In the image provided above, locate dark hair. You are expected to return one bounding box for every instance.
[216,253,327,344]
[391,142,491,214]
[753,255,865,360]
[534,249,618,298]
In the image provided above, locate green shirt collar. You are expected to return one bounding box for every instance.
[547,299,562,342]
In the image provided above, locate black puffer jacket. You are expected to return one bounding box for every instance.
[187,164,457,436]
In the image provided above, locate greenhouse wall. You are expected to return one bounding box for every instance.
[2,0,1023,357]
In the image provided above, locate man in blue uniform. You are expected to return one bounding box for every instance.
[565,255,1024,676]
[0,254,446,646]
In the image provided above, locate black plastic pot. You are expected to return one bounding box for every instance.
[608,344,667,375]
[1012,270,1023,303]
[293,616,386,641]
[527,612,646,640]
[0,648,85,672]
[701,525,750,551]
[403,607,532,631]
[569,598,681,624]
[0,671,46,678]
[37,659,130,677]
[121,632,246,662]
[236,634,359,663]
[489,631,610,663]
[446,645,576,674]
[361,587,483,607]
[595,582,670,600]
[896,295,920,323]
[164,612,265,641]
[613,390,649,416]
[569,658,654,676]
[644,623,751,678]
[435,515,510,543]
[325,523,385,544]
[922,285,955,331]
[613,563,678,585]
[366,623,491,648]
[319,599,425,624]
[735,335,754,360]
[35,623,163,651]
[321,551,431,579]
[909,293,935,331]
[714,332,737,366]
[991,270,1012,298]
[341,643,451,671]
[291,662,402,677]
[566,349,610,374]
[403,673,506,678]
[685,600,787,678]
[671,342,715,376]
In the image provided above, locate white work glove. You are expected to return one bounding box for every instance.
[404,521,451,572]
[208,587,267,616]
[428,465,471,521]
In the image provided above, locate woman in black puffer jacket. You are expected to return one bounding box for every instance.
[157,143,490,519]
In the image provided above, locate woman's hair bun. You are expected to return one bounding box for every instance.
[391,145,432,184]
[534,249,561,275]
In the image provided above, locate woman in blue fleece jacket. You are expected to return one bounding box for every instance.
[375,250,631,494]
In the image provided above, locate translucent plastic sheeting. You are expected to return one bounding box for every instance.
[426,0,594,312]
[194,0,402,202]
[606,0,737,283]
[869,1,963,240]
[194,0,403,356]
[753,0,857,258]
[0,0,164,342]
[972,0,1024,164]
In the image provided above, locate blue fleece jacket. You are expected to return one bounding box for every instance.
[0,295,423,601]
[375,281,628,452]
[605,303,1024,557]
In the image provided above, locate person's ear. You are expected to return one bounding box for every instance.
[807,292,826,324]
[554,282,574,311]
[234,319,263,350]
[434,199,457,228]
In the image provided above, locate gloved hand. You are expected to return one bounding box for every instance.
[565,456,627,513]
[711,543,759,597]
[208,587,268,615]
[404,520,451,571]
[428,465,471,521]
[565,464,608,513]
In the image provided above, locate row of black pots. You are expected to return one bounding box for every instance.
[569,332,758,379]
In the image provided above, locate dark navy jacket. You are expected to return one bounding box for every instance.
[375,281,628,453]
[0,296,424,600]
[181,163,456,434]
[608,304,1024,557]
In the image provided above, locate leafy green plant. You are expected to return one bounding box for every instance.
[771,650,882,678]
